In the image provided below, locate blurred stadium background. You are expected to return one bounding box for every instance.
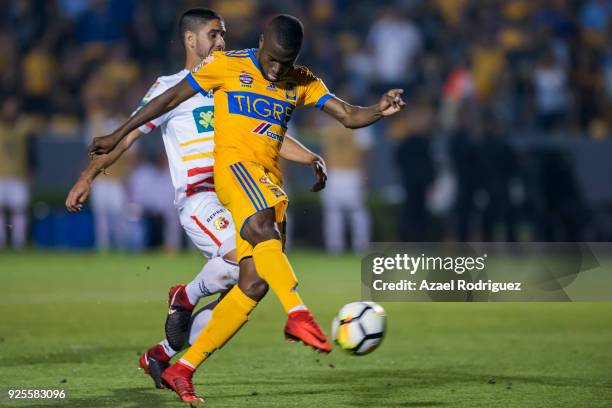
[1,0,612,253]
[2,2,612,406]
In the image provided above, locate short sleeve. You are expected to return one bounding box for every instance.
[186,52,226,96]
[296,67,334,110]
[133,78,171,134]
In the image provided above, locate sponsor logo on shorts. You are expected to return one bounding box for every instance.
[269,186,286,198]
[214,216,230,230]
[206,208,226,223]
[259,176,273,185]
[252,122,284,142]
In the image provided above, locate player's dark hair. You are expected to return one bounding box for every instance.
[179,8,222,38]
[265,14,304,51]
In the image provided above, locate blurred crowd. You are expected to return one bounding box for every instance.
[1,0,611,251]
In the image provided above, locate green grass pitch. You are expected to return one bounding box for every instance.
[1,250,611,407]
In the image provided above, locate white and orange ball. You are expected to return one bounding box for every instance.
[332,301,386,355]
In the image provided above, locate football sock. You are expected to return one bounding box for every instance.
[155,340,176,362]
[288,305,307,314]
[188,298,218,345]
[185,256,239,305]
[180,286,256,369]
[252,239,304,313]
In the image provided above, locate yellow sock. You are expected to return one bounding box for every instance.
[180,286,256,369]
[253,239,303,313]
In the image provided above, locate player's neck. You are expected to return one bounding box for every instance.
[185,53,201,72]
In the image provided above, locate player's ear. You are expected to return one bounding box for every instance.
[185,31,196,50]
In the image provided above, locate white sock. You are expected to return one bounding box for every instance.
[188,299,219,345]
[185,257,239,305]
[159,339,178,358]
[288,305,307,314]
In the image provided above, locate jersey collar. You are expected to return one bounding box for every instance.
[248,48,263,74]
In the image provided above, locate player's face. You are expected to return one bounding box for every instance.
[258,36,298,82]
[194,19,226,58]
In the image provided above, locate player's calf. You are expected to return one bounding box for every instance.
[238,257,268,301]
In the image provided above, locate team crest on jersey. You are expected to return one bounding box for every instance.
[192,106,214,133]
[269,186,286,198]
[239,71,253,88]
[285,82,297,102]
[259,176,272,185]
[213,216,230,230]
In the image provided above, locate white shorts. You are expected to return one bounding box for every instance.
[178,192,236,259]
[0,178,29,210]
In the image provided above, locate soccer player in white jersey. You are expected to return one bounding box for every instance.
[65,8,327,389]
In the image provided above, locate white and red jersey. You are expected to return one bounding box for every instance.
[135,69,215,208]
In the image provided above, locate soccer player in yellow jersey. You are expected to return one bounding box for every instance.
[90,14,405,403]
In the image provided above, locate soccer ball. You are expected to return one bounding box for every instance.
[332,301,386,355]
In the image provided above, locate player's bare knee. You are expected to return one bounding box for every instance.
[242,208,280,246]
[222,249,237,263]
[240,279,268,301]
[238,257,269,301]
[238,272,268,301]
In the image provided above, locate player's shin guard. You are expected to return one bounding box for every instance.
[252,239,303,313]
[180,286,256,369]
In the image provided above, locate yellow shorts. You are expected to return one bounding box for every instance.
[214,160,288,261]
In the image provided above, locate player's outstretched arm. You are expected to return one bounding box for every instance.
[281,134,327,192]
[88,79,196,156]
[322,89,406,129]
[66,129,142,212]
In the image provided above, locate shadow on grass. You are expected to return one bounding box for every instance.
[0,346,143,367]
[8,366,609,408]
[10,387,172,408]
[200,366,609,407]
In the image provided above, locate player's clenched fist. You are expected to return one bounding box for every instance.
[310,156,328,192]
[378,89,406,117]
[88,133,120,156]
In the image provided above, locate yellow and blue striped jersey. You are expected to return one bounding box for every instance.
[186,48,333,180]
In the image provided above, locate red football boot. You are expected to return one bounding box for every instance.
[284,309,332,353]
[138,343,170,389]
[161,362,204,404]
[165,285,195,351]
